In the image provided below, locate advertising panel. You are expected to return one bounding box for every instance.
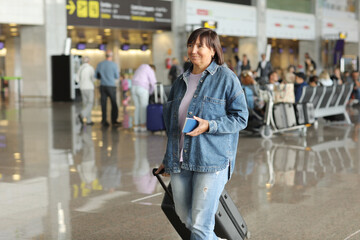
[0,0,44,25]
[66,0,171,30]
[321,0,358,42]
[266,9,315,40]
[322,18,358,42]
[186,1,256,37]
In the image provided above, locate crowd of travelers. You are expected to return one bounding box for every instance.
[227,52,360,116]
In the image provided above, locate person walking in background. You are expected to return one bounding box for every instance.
[183,55,192,72]
[234,55,242,77]
[168,58,183,85]
[304,52,316,76]
[76,56,95,125]
[95,50,121,127]
[155,28,248,239]
[256,53,272,80]
[240,54,251,72]
[131,64,157,132]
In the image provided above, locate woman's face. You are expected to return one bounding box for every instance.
[187,37,215,70]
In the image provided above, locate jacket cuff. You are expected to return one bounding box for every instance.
[208,120,217,133]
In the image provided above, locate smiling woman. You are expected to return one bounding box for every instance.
[187,28,224,74]
[156,28,249,239]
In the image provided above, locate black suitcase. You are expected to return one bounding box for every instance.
[153,169,249,240]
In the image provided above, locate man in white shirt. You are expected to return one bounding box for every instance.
[76,56,96,125]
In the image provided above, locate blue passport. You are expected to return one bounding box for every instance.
[182,118,199,133]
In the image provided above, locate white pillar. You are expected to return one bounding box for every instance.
[21,0,67,99]
[314,0,323,70]
[256,0,267,64]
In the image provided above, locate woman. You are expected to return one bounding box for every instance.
[284,65,296,83]
[131,64,157,132]
[318,70,333,87]
[330,67,343,85]
[155,28,248,239]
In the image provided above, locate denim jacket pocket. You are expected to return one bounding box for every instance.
[163,99,180,132]
[200,96,226,119]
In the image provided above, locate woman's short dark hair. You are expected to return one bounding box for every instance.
[187,28,224,65]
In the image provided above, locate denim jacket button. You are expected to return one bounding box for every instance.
[193,95,197,98]
[189,111,192,115]
[184,149,187,153]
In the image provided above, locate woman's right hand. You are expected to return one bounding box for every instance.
[155,164,170,177]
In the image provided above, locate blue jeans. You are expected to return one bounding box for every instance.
[171,166,228,240]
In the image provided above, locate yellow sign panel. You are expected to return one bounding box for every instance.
[89,1,99,18]
[77,0,88,18]
[66,0,76,15]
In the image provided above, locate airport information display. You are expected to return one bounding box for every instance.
[66,0,171,30]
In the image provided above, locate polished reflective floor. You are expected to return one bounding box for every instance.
[0,96,360,240]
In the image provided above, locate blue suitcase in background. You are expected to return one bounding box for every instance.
[147,103,165,131]
[147,83,166,132]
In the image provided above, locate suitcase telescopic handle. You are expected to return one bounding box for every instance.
[152,168,174,200]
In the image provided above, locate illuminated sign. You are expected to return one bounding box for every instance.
[202,21,217,30]
[66,0,171,30]
[339,32,347,39]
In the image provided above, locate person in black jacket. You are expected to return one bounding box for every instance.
[256,53,272,79]
[240,54,251,72]
[168,58,183,84]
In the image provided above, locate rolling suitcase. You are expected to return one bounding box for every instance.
[153,169,249,240]
[273,103,296,129]
[284,103,297,127]
[273,103,288,129]
[147,83,166,131]
[294,104,306,125]
[294,102,315,125]
[303,102,315,124]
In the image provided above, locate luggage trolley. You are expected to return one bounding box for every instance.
[259,90,310,139]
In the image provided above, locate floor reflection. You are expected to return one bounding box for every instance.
[238,125,359,205]
[0,99,359,239]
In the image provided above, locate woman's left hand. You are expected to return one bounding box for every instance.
[186,116,209,137]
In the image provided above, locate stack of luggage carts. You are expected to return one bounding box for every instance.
[243,83,315,138]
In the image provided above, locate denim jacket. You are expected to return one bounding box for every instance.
[162,61,249,175]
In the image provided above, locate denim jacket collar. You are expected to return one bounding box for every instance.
[182,61,219,83]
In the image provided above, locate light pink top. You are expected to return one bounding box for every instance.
[131,64,157,94]
[178,73,201,162]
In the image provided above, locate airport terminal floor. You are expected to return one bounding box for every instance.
[0,96,360,240]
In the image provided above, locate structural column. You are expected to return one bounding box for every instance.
[21,0,67,99]
[256,0,267,63]
[313,0,322,70]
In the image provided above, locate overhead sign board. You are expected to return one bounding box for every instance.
[266,9,315,40]
[66,0,171,30]
[186,1,257,37]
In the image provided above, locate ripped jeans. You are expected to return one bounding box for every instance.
[170,166,228,240]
